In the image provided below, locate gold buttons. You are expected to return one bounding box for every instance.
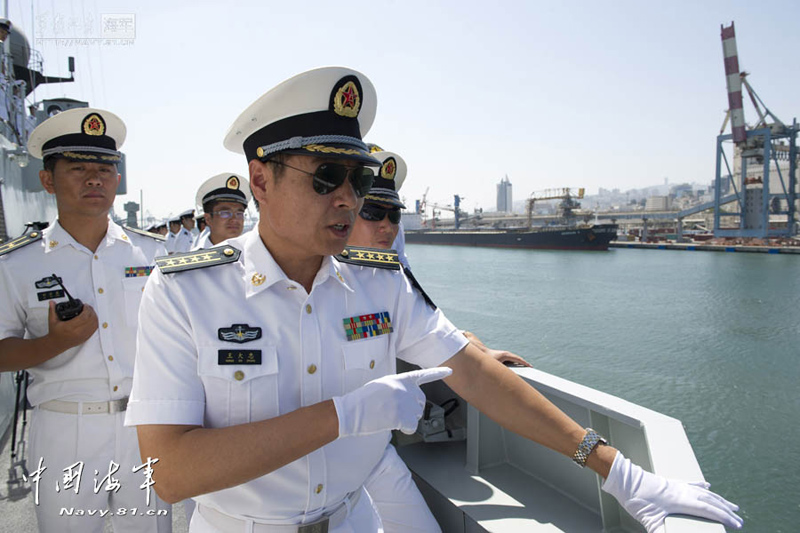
[369,360,375,369]
[98,288,104,294]
[315,484,323,494]
[49,240,58,248]
[305,304,312,314]
[307,364,317,375]
[251,273,266,286]
[234,370,245,381]
[108,355,114,361]
[94,255,99,260]
[113,386,118,392]
[287,286,297,291]
[30,232,38,238]
[102,322,108,329]
[121,235,128,241]
[223,247,235,257]
[340,250,349,257]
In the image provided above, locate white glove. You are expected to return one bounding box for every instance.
[601,452,743,533]
[333,367,452,437]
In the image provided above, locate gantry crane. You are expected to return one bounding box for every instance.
[526,188,585,227]
[716,21,797,239]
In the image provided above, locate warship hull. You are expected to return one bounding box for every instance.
[405,223,619,251]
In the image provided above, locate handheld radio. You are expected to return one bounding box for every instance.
[51,273,84,321]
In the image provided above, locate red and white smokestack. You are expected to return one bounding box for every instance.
[721,22,746,143]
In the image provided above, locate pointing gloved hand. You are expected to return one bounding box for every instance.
[601,452,743,533]
[333,367,452,438]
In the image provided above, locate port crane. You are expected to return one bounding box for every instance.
[526,188,585,228]
[715,21,797,239]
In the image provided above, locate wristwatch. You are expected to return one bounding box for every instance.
[572,428,608,468]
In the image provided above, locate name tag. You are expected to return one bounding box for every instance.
[37,289,65,301]
[218,350,262,365]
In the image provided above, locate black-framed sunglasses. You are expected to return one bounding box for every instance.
[359,204,401,224]
[273,160,375,198]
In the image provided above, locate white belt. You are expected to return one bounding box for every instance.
[39,397,128,415]
[197,489,361,533]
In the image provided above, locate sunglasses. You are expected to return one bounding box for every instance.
[359,204,401,224]
[273,161,375,198]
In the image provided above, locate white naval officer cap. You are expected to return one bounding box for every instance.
[27,107,126,163]
[195,173,251,210]
[168,214,182,224]
[223,66,380,166]
[362,149,407,209]
[0,18,12,32]
[178,209,195,219]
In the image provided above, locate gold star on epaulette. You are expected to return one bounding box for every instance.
[156,246,242,274]
[335,246,401,271]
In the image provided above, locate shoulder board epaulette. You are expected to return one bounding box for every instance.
[124,226,166,242]
[336,246,400,270]
[156,246,241,274]
[0,231,44,257]
[402,266,437,310]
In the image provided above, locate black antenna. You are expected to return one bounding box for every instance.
[51,274,84,320]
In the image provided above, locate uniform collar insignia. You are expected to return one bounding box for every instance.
[218,324,262,343]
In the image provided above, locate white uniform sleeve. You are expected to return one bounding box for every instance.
[391,222,410,269]
[392,269,467,369]
[0,260,26,340]
[125,269,205,426]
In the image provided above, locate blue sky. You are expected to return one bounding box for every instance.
[7,0,800,219]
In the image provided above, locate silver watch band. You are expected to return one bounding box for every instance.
[572,428,607,468]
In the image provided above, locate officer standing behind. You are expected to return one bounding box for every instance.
[165,215,181,253]
[191,173,251,250]
[0,108,171,532]
[125,68,742,533]
[172,209,196,253]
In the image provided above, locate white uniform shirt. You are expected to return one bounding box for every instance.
[192,226,211,250]
[191,227,213,251]
[126,228,467,524]
[391,220,410,269]
[0,220,166,406]
[173,226,194,254]
[165,231,178,253]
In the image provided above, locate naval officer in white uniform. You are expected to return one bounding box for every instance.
[0,108,171,532]
[172,209,196,254]
[125,67,742,533]
[191,173,250,251]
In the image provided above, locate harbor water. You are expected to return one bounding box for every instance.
[406,244,800,533]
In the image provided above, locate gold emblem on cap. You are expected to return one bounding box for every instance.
[256,147,265,158]
[82,113,106,136]
[226,176,239,190]
[333,80,361,118]
[251,273,266,286]
[381,158,397,180]
[223,247,235,256]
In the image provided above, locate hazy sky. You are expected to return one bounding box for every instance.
[7,0,800,219]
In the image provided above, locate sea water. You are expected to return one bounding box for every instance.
[406,244,800,532]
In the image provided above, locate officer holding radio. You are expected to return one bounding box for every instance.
[0,108,171,532]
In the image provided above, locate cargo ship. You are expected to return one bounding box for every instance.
[405,223,619,251]
[406,193,618,250]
